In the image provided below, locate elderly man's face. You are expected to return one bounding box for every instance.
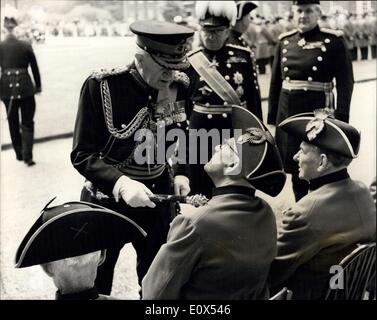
[136,52,174,91]
[200,26,230,51]
[292,4,321,33]
[293,141,322,181]
[205,138,239,177]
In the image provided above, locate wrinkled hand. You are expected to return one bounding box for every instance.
[113,176,155,208]
[174,175,190,196]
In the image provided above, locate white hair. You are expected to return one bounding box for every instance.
[195,1,238,27]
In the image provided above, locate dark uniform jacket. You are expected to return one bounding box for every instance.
[269,172,376,300]
[71,63,189,197]
[268,26,354,172]
[142,186,277,300]
[0,34,41,100]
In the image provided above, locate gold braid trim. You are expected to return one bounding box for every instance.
[100,80,150,139]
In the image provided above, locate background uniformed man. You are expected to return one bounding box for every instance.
[187,0,262,198]
[0,13,42,166]
[268,0,354,201]
[15,199,146,300]
[71,20,194,296]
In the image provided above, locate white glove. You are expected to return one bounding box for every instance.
[174,175,190,196]
[112,176,156,208]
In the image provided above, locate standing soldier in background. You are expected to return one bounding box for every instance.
[255,16,276,74]
[187,0,262,198]
[0,14,41,166]
[268,0,354,202]
[356,14,369,60]
[367,11,377,60]
[343,13,358,61]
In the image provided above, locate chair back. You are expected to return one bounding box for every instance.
[269,287,293,300]
[324,242,376,300]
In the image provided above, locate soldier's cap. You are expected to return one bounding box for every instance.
[130,20,194,70]
[292,0,320,5]
[196,1,238,28]
[279,109,361,159]
[232,106,286,197]
[3,16,18,29]
[15,198,147,268]
[235,1,258,21]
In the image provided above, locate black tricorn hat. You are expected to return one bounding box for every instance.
[235,1,258,20]
[293,0,320,5]
[15,198,146,268]
[4,16,18,29]
[279,109,361,159]
[130,20,194,70]
[232,106,286,197]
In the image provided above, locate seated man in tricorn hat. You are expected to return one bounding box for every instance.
[269,109,376,300]
[71,20,194,296]
[142,107,286,300]
[15,198,146,300]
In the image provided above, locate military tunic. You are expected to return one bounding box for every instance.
[0,33,41,162]
[71,63,190,294]
[142,186,277,300]
[268,26,354,174]
[187,44,262,197]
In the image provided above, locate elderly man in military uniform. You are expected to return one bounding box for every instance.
[187,1,262,198]
[0,14,41,166]
[71,21,194,296]
[15,198,146,300]
[343,13,358,61]
[269,110,376,300]
[142,106,286,300]
[268,0,354,202]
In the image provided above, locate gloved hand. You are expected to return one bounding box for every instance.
[174,175,190,196]
[113,176,156,208]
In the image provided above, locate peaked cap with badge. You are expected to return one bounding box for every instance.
[15,198,146,268]
[130,20,194,70]
[232,106,286,196]
[279,109,361,159]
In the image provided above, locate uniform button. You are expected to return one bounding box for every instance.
[186,120,190,125]
[9,84,13,88]
[304,88,308,91]
[10,96,14,99]
[312,66,318,71]
[16,83,19,87]
[207,114,213,119]
[177,123,181,127]
[148,95,152,100]
[254,80,258,84]
[325,38,330,44]
[7,72,11,76]
[17,95,21,99]
[317,56,323,62]
[16,71,19,75]
[284,67,289,72]
[256,86,259,90]
[152,184,156,189]
[308,77,313,81]
[282,49,288,54]
[223,101,228,106]
[228,51,234,56]
[225,75,230,80]
[205,103,210,107]
[321,47,327,52]
[285,77,290,81]
[226,63,231,68]
[282,57,288,62]
[222,113,228,118]
[253,72,257,77]
[284,40,289,45]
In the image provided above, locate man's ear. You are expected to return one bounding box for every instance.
[317,153,329,172]
[224,156,242,176]
[98,250,107,267]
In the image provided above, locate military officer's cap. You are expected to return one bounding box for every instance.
[235,1,258,21]
[292,0,320,5]
[195,1,238,28]
[130,20,194,70]
[279,109,361,159]
[232,106,286,197]
[15,198,146,268]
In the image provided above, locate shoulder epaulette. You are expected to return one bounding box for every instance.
[226,43,251,53]
[188,46,203,57]
[320,28,344,37]
[90,66,129,81]
[278,29,299,40]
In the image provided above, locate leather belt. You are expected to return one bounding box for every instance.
[113,163,167,180]
[282,80,334,108]
[193,104,233,115]
[2,68,28,76]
